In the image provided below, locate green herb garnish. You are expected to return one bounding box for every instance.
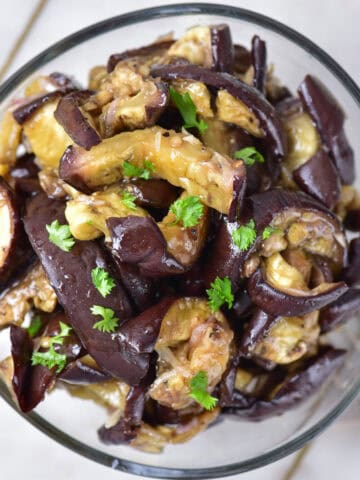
[231,219,257,252]
[31,321,72,373]
[262,226,282,240]
[189,371,218,410]
[123,160,154,180]
[121,191,137,210]
[90,305,119,333]
[46,220,75,252]
[206,276,234,312]
[234,147,264,166]
[169,86,208,133]
[27,315,42,338]
[91,267,116,298]
[169,195,204,228]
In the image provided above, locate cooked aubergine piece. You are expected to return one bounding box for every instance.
[59,355,112,384]
[125,179,179,209]
[59,126,246,217]
[65,185,148,241]
[0,179,33,290]
[10,325,56,412]
[10,312,82,412]
[248,253,347,317]
[293,148,341,209]
[0,263,57,329]
[251,35,267,94]
[204,189,346,290]
[320,287,360,333]
[167,24,234,72]
[107,39,175,73]
[225,347,346,420]
[150,64,286,160]
[23,99,73,169]
[0,110,22,175]
[54,91,101,150]
[148,298,233,410]
[298,75,354,184]
[240,308,320,364]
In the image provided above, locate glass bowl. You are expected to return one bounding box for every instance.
[0,3,360,478]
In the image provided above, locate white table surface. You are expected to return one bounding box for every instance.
[0,1,359,479]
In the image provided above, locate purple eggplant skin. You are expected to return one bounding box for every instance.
[228,347,346,420]
[239,309,277,356]
[211,24,234,73]
[107,216,186,277]
[320,287,360,333]
[150,64,286,161]
[10,325,55,412]
[233,44,252,74]
[293,148,341,209]
[344,209,360,232]
[128,179,179,209]
[54,91,101,150]
[248,267,348,317]
[59,358,112,385]
[298,75,355,185]
[0,178,34,292]
[251,35,266,94]
[218,364,255,409]
[13,91,63,124]
[342,238,360,286]
[98,359,156,445]
[23,194,156,385]
[49,72,80,90]
[10,153,41,198]
[107,39,175,73]
[112,259,157,313]
[203,217,247,290]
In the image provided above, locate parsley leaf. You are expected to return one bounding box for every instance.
[206,276,234,312]
[27,315,42,338]
[46,220,75,252]
[169,86,208,133]
[262,225,282,240]
[189,371,218,410]
[91,267,116,298]
[31,321,72,373]
[234,147,264,166]
[231,219,257,252]
[169,195,204,228]
[121,191,137,210]
[123,160,154,180]
[90,305,119,333]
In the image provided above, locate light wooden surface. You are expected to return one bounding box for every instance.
[0,1,359,479]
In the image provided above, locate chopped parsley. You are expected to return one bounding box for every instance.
[27,315,42,338]
[231,219,257,252]
[121,191,137,210]
[31,321,72,373]
[46,220,75,252]
[123,160,155,180]
[206,276,234,312]
[91,267,116,298]
[234,146,264,166]
[90,305,119,333]
[169,195,204,228]
[169,86,208,133]
[262,225,282,240]
[189,371,218,410]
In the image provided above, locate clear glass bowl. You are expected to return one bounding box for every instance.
[0,3,360,478]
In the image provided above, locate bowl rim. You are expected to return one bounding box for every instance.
[1,3,360,478]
